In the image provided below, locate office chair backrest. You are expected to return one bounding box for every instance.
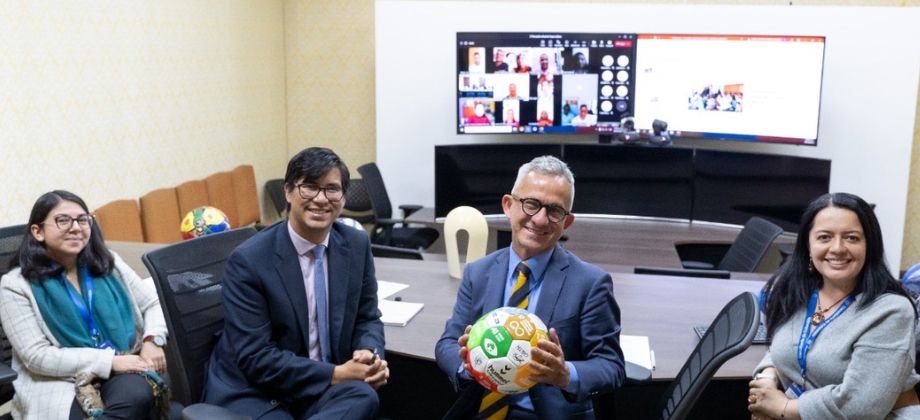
[718,217,784,272]
[142,227,257,406]
[232,165,261,227]
[659,292,759,420]
[357,162,394,221]
[444,206,488,279]
[0,224,26,407]
[0,224,27,277]
[342,179,375,225]
[94,199,145,242]
[206,171,239,229]
[264,179,287,218]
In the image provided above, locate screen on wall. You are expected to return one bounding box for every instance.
[631,34,826,145]
[456,32,826,146]
[456,32,637,135]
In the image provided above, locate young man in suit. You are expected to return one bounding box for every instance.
[436,156,625,419]
[204,147,388,419]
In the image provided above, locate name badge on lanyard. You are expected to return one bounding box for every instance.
[789,289,854,397]
[64,267,116,351]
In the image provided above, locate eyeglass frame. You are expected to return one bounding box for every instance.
[295,182,345,202]
[510,194,570,224]
[44,214,94,231]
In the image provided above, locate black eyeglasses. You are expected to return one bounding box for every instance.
[511,194,569,224]
[296,183,344,202]
[47,214,94,231]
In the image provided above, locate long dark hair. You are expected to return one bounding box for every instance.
[18,190,114,281]
[763,192,915,336]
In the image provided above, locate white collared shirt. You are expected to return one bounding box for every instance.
[287,222,330,361]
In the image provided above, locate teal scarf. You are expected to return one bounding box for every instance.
[32,267,136,352]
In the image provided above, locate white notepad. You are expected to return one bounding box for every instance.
[620,334,655,371]
[377,280,409,300]
[378,299,424,327]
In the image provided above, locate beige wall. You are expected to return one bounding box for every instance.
[3,0,918,268]
[284,0,377,173]
[0,1,288,226]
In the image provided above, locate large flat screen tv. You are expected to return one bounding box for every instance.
[457,32,637,135]
[632,34,826,146]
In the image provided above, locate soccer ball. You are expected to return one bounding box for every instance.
[180,206,230,240]
[465,307,548,394]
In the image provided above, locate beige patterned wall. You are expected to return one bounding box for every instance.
[284,0,377,173]
[0,1,288,227]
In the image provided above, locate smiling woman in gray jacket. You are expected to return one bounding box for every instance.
[749,193,920,420]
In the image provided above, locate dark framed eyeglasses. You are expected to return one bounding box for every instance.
[47,214,94,231]
[296,183,344,202]
[511,194,569,224]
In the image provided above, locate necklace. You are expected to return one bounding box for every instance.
[810,293,850,326]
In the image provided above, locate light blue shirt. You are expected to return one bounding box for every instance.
[504,248,580,413]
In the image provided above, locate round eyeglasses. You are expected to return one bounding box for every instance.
[511,194,569,223]
[296,183,344,202]
[47,214,94,231]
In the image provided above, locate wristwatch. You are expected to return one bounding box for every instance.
[145,335,167,347]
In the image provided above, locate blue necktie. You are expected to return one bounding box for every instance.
[313,245,330,362]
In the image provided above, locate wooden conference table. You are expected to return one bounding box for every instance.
[110,238,769,382]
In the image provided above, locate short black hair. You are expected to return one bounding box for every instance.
[283,147,351,195]
[19,190,114,282]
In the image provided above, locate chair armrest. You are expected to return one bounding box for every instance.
[681,260,715,270]
[398,204,423,218]
[634,266,731,279]
[182,403,251,420]
[625,361,652,384]
[0,363,17,385]
[375,217,403,226]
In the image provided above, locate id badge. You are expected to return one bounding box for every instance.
[786,383,804,398]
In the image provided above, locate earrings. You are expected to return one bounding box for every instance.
[808,257,815,273]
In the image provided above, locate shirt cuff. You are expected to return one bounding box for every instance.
[564,361,579,394]
[457,363,472,381]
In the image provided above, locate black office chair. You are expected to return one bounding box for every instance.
[679,217,784,272]
[0,224,27,418]
[371,244,423,260]
[142,228,257,420]
[657,292,760,420]
[341,178,376,225]
[357,162,439,250]
[264,179,287,218]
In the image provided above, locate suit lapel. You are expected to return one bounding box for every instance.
[534,245,569,325]
[481,251,508,314]
[326,226,349,360]
[273,224,313,350]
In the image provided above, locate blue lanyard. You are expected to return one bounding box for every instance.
[63,267,111,349]
[795,290,854,390]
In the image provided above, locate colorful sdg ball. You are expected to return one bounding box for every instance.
[465,306,548,394]
[180,206,230,240]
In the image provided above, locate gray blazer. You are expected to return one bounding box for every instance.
[0,251,167,420]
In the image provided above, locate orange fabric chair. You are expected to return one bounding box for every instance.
[176,180,210,218]
[206,171,239,228]
[140,188,182,244]
[94,199,145,242]
[231,165,261,226]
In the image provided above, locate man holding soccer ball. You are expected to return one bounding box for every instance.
[436,156,625,419]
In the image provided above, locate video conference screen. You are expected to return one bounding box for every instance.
[633,34,826,145]
[456,32,826,146]
[456,32,637,135]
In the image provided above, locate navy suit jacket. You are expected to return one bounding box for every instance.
[435,245,625,420]
[203,221,384,417]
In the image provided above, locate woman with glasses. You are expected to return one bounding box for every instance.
[0,190,169,420]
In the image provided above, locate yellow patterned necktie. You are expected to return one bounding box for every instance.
[478,261,531,420]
